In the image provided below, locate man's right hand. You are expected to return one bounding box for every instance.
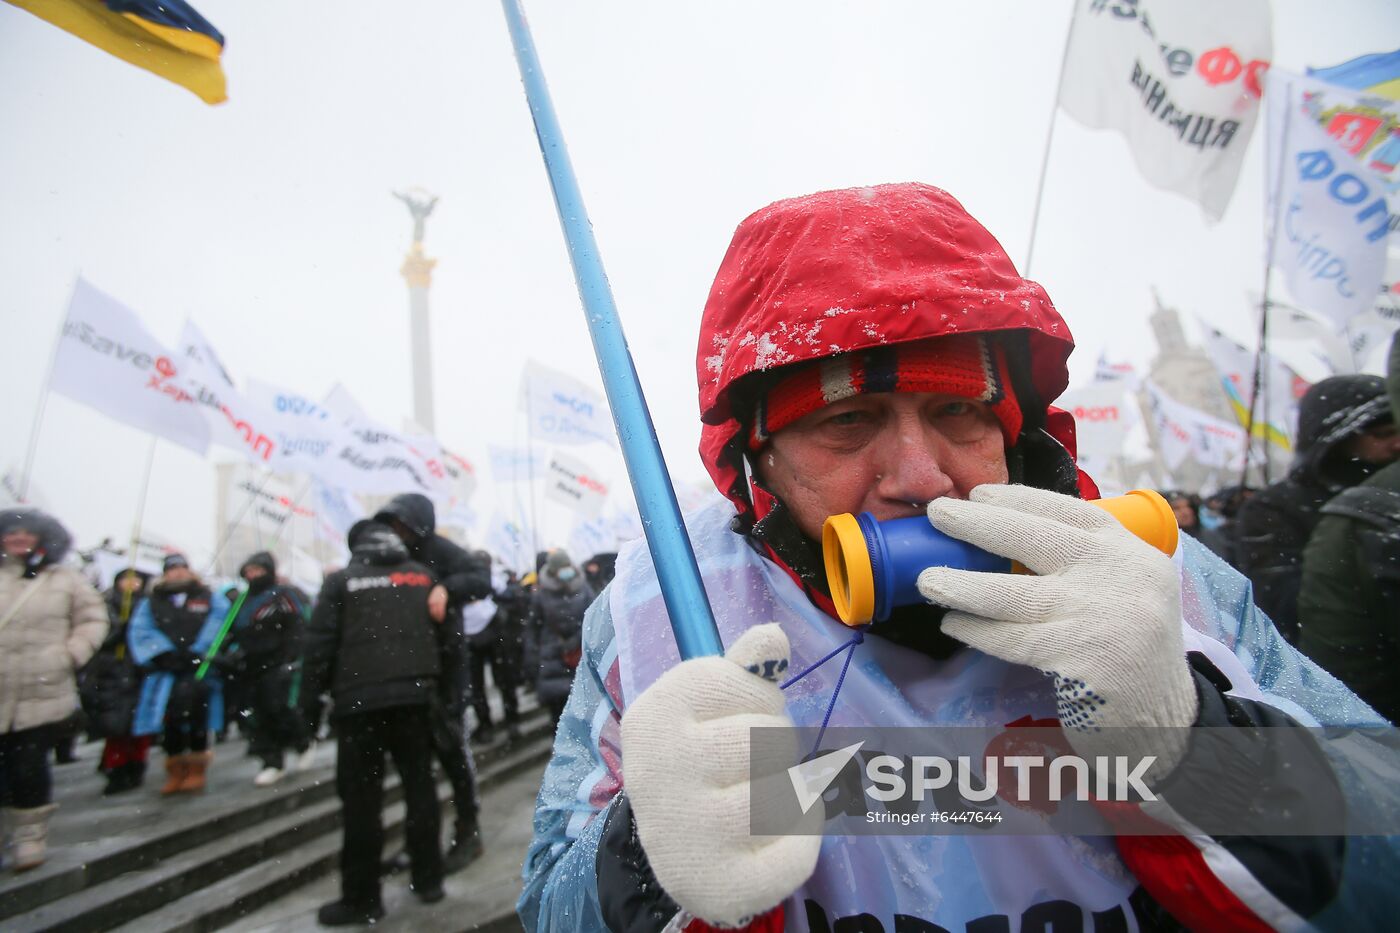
[620,624,821,927]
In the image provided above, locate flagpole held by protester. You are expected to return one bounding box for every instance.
[1023,0,1078,278]
[1243,74,1294,489]
[499,0,722,660]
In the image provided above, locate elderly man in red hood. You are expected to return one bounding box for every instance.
[517,185,1389,933]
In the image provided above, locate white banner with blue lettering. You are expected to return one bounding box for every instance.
[1265,69,1395,331]
[518,359,616,448]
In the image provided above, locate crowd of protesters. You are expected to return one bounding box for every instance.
[3,327,1396,929]
[0,493,615,927]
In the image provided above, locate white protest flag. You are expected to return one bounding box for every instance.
[569,515,614,563]
[1143,380,1247,471]
[1250,295,1352,375]
[1198,322,1309,451]
[1345,302,1400,371]
[311,479,363,540]
[221,466,315,541]
[1059,382,1138,471]
[1092,350,1140,389]
[484,509,531,572]
[1060,0,1272,220]
[177,321,303,466]
[49,279,210,454]
[265,384,452,499]
[241,378,352,472]
[488,444,548,483]
[519,360,617,448]
[1265,70,1394,331]
[543,449,609,520]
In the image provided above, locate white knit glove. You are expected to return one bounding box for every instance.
[916,484,1198,774]
[621,623,821,926]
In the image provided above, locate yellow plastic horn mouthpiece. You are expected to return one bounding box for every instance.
[822,488,1180,627]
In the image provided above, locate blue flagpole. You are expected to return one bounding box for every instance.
[499,0,723,660]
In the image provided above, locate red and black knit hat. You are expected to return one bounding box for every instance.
[748,333,1023,450]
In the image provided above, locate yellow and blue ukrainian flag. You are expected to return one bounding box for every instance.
[1309,48,1400,102]
[5,0,226,103]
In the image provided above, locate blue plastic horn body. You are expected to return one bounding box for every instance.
[859,514,1011,622]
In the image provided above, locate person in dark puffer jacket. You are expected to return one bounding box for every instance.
[528,551,591,724]
[219,551,311,787]
[302,520,459,927]
[1236,374,1399,643]
[1300,332,1400,720]
[374,493,491,871]
[81,568,153,795]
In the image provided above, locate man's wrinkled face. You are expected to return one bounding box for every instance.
[755,391,1010,541]
[2,529,37,558]
[1344,421,1400,465]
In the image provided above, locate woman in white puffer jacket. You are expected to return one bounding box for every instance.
[0,508,107,872]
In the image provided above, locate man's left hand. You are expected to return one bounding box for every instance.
[916,484,1198,773]
[428,584,448,623]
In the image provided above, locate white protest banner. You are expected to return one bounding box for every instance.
[568,515,615,564]
[222,467,315,538]
[1265,70,1394,331]
[1345,302,1400,371]
[1059,383,1138,464]
[311,479,363,540]
[1143,380,1247,471]
[488,444,548,482]
[520,360,616,447]
[1198,323,1309,451]
[1092,351,1140,388]
[177,321,298,466]
[49,279,210,454]
[1060,0,1272,220]
[483,510,531,572]
[543,450,608,520]
[1251,295,1353,375]
[253,382,450,499]
[441,449,477,503]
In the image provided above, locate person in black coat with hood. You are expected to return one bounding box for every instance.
[528,550,592,724]
[302,520,458,926]
[1236,374,1400,643]
[373,493,491,871]
[81,568,153,795]
[219,551,311,787]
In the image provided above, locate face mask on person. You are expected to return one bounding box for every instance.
[557,567,578,582]
[1198,506,1224,531]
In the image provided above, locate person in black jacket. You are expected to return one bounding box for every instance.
[374,493,491,871]
[220,552,311,787]
[82,568,153,795]
[528,551,591,724]
[302,520,456,927]
[464,555,523,745]
[1236,375,1399,643]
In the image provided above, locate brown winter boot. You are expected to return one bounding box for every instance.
[9,804,57,872]
[161,755,189,795]
[177,751,212,793]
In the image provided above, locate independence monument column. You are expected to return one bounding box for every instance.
[395,188,439,433]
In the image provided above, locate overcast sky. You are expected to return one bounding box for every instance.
[2,0,1397,567]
